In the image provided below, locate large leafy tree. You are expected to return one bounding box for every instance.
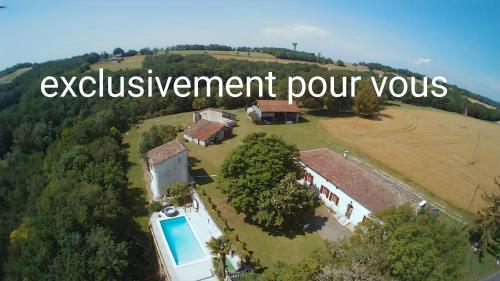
[219,133,304,218]
[354,79,380,118]
[255,173,316,230]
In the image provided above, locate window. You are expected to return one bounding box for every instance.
[304,172,314,185]
[329,193,339,206]
[320,185,330,197]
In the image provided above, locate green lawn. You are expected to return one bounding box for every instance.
[0,67,32,84]
[124,109,336,267]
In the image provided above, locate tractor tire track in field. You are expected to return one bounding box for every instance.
[358,116,419,138]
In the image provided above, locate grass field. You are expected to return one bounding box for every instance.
[0,67,32,84]
[90,50,379,74]
[320,106,500,212]
[90,55,146,71]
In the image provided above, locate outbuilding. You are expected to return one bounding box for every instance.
[247,100,299,124]
[184,108,236,146]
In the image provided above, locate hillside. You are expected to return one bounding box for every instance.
[87,48,499,121]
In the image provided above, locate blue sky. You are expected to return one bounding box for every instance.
[1,0,499,100]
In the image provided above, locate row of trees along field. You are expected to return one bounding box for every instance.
[0,52,498,280]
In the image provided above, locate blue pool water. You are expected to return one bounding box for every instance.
[159,216,206,266]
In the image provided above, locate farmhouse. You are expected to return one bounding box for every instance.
[184,108,236,146]
[247,100,300,124]
[147,139,190,200]
[299,148,403,226]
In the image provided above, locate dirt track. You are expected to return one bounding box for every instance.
[321,107,500,212]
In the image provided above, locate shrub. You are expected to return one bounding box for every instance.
[148,201,163,213]
[166,182,192,206]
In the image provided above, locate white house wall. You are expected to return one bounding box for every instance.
[303,165,371,225]
[149,151,189,200]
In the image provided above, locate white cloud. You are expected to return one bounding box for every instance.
[261,24,328,39]
[414,57,432,64]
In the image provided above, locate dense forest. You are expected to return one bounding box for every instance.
[0,50,498,280]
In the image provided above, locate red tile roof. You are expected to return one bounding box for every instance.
[185,119,226,141]
[299,148,401,212]
[147,139,187,166]
[257,100,299,113]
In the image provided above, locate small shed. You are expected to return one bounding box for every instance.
[247,100,299,124]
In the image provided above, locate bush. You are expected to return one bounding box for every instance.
[166,182,192,206]
[248,112,260,124]
[148,201,163,213]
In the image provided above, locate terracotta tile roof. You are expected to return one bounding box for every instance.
[256,100,299,113]
[299,148,401,212]
[147,139,187,166]
[185,119,226,141]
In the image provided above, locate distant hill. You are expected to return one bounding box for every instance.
[1,44,499,121]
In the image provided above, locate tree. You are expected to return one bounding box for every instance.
[206,236,232,279]
[255,173,316,230]
[354,80,380,118]
[336,60,345,67]
[324,95,353,114]
[469,180,500,261]
[139,47,153,55]
[166,181,192,206]
[86,52,100,64]
[192,97,209,110]
[124,49,137,57]
[219,133,303,218]
[112,48,124,56]
[316,261,387,281]
[356,205,466,281]
[138,124,176,155]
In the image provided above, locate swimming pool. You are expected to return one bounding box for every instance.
[159,216,207,266]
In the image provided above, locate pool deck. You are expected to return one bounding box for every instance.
[150,191,239,281]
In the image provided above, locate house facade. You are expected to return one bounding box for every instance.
[299,148,402,226]
[147,139,190,200]
[247,100,299,124]
[184,108,236,147]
